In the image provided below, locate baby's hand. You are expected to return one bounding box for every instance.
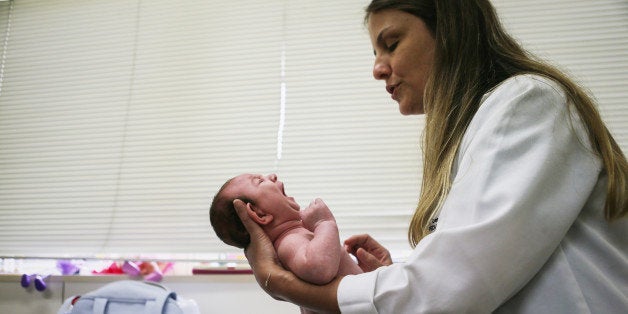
[300,198,336,231]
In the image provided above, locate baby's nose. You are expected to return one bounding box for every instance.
[267,173,278,182]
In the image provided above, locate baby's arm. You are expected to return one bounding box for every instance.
[278,198,342,285]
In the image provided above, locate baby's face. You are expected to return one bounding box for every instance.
[226,173,301,220]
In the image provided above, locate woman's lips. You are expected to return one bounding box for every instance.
[387,84,399,101]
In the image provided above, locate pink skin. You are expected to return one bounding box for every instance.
[369,9,436,115]
[226,174,362,286]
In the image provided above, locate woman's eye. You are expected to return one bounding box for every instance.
[388,42,398,52]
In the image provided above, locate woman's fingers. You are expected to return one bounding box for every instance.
[344,234,382,255]
[344,234,370,255]
[344,234,393,270]
[355,248,385,272]
[232,199,272,259]
[233,199,282,294]
[233,199,265,248]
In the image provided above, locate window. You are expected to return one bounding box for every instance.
[0,0,626,262]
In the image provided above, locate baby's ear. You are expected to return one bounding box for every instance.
[246,202,273,225]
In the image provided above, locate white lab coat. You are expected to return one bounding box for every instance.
[338,74,628,313]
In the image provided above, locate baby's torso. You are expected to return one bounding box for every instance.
[275,228,362,277]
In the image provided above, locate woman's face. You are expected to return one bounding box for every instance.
[368,9,435,115]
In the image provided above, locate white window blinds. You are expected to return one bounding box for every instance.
[493,0,628,149]
[0,0,626,261]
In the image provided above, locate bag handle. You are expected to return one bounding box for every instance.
[144,291,177,314]
[93,298,108,314]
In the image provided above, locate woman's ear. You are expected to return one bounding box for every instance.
[245,202,273,225]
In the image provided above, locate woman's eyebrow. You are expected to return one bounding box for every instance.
[376,26,392,45]
[377,26,392,43]
[374,26,393,56]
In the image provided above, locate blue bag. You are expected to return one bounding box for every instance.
[58,280,184,314]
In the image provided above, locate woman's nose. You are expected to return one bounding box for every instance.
[267,174,277,182]
[373,59,390,80]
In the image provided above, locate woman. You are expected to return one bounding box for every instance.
[233,0,628,312]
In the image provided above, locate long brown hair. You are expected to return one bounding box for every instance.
[365,0,627,247]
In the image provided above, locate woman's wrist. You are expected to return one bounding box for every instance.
[268,268,342,313]
[263,266,295,299]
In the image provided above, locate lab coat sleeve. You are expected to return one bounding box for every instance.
[337,75,602,313]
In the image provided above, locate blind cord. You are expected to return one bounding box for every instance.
[275,0,288,172]
[101,0,142,252]
[0,0,14,97]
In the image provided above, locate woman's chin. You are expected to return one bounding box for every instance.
[398,106,415,115]
[398,102,424,115]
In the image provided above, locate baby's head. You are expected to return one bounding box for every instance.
[209,177,252,249]
[210,173,301,249]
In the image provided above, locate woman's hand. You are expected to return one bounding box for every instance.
[344,234,393,272]
[232,199,286,297]
[234,199,342,313]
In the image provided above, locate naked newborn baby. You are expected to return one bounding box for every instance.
[209,173,362,313]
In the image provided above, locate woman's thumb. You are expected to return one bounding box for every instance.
[356,248,382,272]
[233,199,260,232]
